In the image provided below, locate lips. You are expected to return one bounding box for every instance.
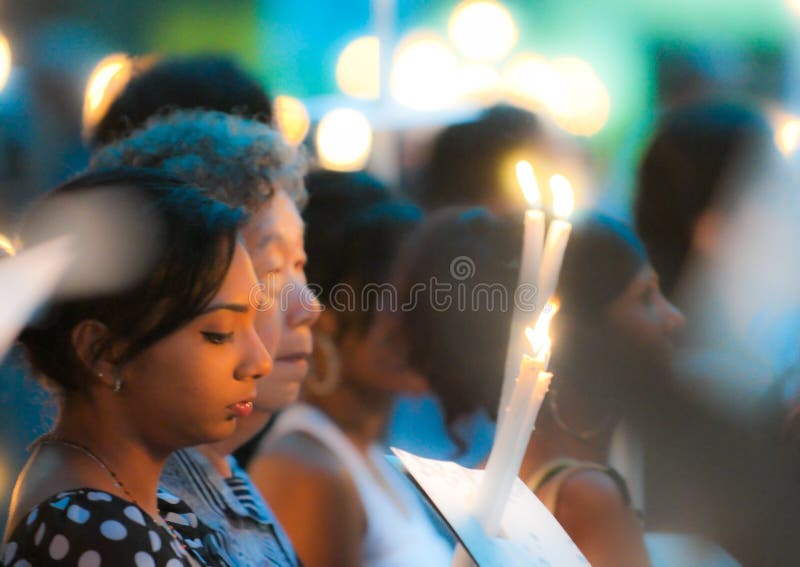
[275,352,310,364]
[227,400,254,417]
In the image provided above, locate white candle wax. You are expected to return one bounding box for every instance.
[498,209,545,430]
[483,369,552,536]
[537,218,572,308]
[472,355,541,532]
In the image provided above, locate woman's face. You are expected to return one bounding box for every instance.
[340,310,428,396]
[606,265,685,362]
[121,242,273,449]
[242,189,320,413]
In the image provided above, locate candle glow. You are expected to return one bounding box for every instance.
[0,234,16,257]
[515,160,541,208]
[550,174,575,219]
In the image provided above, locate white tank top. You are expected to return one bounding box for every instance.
[260,403,453,567]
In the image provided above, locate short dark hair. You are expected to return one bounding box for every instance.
[396,208,521,424]
[88,55,272,148]
[421,104,545,210]
[17,167,246,393]
[303,171,420,335]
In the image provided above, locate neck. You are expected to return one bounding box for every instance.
[202,411,273,477]
[518,410,614,482]
[306,381,393,453]
[54,399,167,517]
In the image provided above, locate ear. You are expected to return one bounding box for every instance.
[70,320,117,388]
[692,209,725,258]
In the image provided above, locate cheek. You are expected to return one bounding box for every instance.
[254,309,281,354]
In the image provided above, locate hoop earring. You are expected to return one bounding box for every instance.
[306,332,341,396]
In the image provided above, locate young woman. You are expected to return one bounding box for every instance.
[2,168,272,566]
[247,172,453,567]
[397,209,684,567]
[89,110,317,565]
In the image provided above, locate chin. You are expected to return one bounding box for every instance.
[257,385,302,413]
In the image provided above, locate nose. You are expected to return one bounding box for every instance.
[235,326,273,381]
[285,279,321,329]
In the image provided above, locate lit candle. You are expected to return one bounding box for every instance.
[498,161,545,427]
[471,305,556,535]
[537,174,574,306]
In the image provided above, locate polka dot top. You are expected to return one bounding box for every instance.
[1,488,215,566]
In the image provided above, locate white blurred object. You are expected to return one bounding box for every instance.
[0,236,74,362]
[448,0,517,63]
[646,533,741,567]
[391,31,459,110]
[21,186,162,299]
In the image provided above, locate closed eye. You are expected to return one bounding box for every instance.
[201,331,234,345]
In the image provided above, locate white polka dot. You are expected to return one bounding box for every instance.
[123,506,146,526]
[165,560,183,567]
[134,551,155,567]
[148,530,161,552]
[77,550,101,567]
[49,534,69,560]
[34,523,46,546]
[87,492,112,502]
[3,541,17,564]
[25,509,38,526]
[12,560,31,567]
[67,504,91,524]
[99,520,127,541]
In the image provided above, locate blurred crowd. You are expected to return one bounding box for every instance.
[1,12,800,567]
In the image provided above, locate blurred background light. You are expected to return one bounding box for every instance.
[548,57,611,136]
[448,0,517,63]
[390,31,459,110]
[316,108,373,171]
[0,33,12,92]
[82,53,132,135]
[274,94,311,146]
[336,35,380,99]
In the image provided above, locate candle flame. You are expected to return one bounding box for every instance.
[550,174,574,219]
[525,299,559,359]
[0,233,15,256]
[515,160,541,208]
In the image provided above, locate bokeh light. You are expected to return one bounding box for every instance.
[448,0,517,63]
[457,63,501,103]
[274,95,311,146]
[548,57,611,136]
[0,34,12,93]
[82,53,132,135]
[336,35,380,99]
[391,31,458,110]
[502,52,560,112]
[776,115,800,156]
[316,108,373,172]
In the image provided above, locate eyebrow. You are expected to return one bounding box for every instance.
[201,303,250,314]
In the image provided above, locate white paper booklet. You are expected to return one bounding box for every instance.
[391,447,590,567]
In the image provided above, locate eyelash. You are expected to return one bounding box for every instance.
[201,331,234,345]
